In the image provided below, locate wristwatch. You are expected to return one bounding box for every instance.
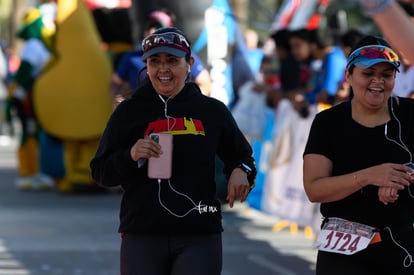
[237,163,252,175]
[237,163,256,190]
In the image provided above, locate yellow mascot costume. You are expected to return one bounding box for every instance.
[7,6,56,190]
[34,0,113,193]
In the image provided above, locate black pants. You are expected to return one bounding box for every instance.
[120,233,222,275]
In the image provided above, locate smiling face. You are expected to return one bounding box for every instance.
[146,53,193,97]
[346,62,397,109]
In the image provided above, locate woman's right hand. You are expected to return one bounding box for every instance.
[130,136,161,162]
[365,163,413,204]
[365,163,412,189]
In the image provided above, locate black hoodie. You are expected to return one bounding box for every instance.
[90,82,256,235]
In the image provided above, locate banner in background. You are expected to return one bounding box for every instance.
[271,0,331,31]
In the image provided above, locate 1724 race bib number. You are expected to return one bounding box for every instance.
[313,217,378,255]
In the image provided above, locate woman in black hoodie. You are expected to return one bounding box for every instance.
[90,27,256,275]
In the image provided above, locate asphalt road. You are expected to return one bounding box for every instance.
[0,136,316,275]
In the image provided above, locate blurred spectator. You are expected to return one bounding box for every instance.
[263,28,321,238]
[270,28,310,117]
[336,29,364,102]
[288,28,318,116]
[0,45,7,136]
[271,29,301,94]
[231,55,275,143]
[0,42,20,137]
[392,48,414,97]
[390,1,414,98]
[288,28,315,95]
[243,29,265,81]
[307,27,347,106]
[231,29,264,107]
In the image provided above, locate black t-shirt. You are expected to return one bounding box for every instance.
[304,97,414,229]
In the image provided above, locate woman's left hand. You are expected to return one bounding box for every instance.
[378,186,399,205]
[226,168,251,208]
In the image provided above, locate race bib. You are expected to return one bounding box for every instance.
[313,217,379,255]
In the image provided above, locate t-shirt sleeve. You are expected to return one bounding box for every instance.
[303,111,333,160]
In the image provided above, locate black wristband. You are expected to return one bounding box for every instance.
[237,163,256,190]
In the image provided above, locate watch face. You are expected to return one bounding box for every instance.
[241,163,252,173]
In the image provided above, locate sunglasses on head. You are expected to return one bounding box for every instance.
[347,45,399,65]
[142,32,190,54]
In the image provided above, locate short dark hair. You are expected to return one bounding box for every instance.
[271,29,291,51]
[340,29,364,49]
[308,27,334,49]
[289,28,311,42]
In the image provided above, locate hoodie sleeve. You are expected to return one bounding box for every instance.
[216,101,257,185]
[90,104,139,187]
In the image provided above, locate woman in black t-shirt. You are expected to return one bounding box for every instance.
[303,35,414,274]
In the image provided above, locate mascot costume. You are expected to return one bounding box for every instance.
[7,5,56,190]
[33,0,113,193]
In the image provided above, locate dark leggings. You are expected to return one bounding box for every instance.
[120,233,222,275]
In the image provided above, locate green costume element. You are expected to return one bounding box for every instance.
[17,8,55,49]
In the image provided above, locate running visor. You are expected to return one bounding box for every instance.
[347,45,400,71]
[142,32,190,60]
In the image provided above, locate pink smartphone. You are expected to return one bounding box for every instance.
[148,133,173,179]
